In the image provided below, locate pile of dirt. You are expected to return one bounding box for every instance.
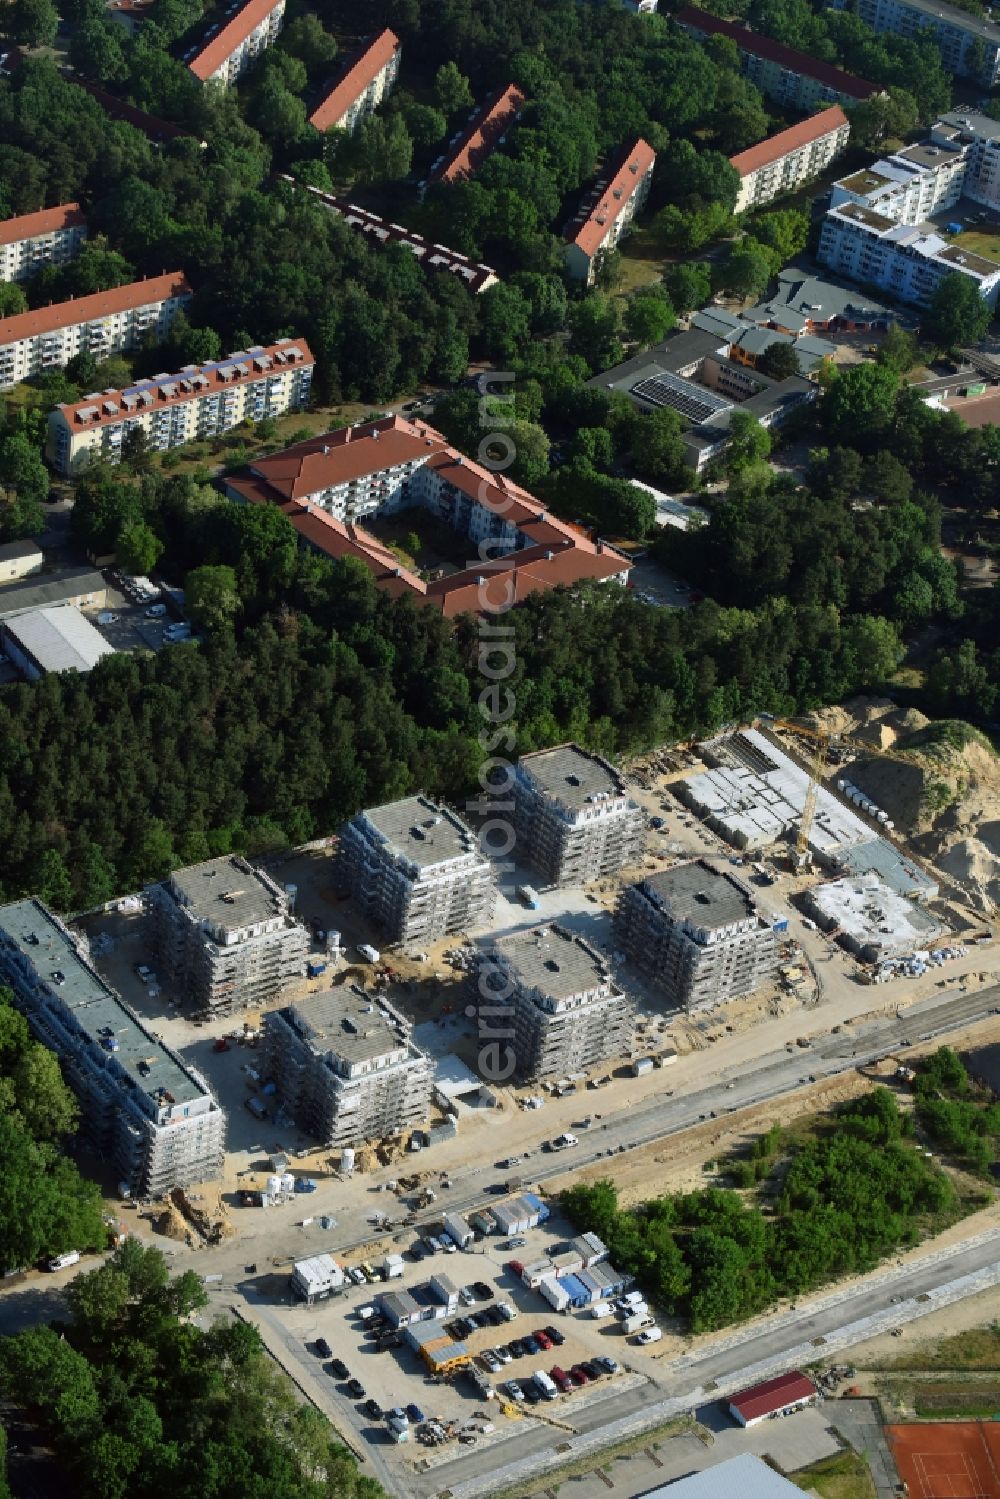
[154,1204,187,1241]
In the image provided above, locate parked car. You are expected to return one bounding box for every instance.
[485,1305,504,1325]
[581,1360,602,1379]
[494,1345,512,1364]
[544,1325,565,1346]
[535,1330,553,1351]
[348,1266,366,1285]
[363,1399,382,1420]
[329,1359,349,1379]
[595,1356,620,1375]
[551,1366,573,1393]
[503,1380,525,1403]
[314,1337,331,1358]
[507,1339,524,1357]
[522,1335,540,1355]
[473,1281,493,1299]
[346,1380,365,1398]
[406,1403,426,1423]
[569,1366,588,1385]
[635,1326,663,1345]
[521,1381,541,1404]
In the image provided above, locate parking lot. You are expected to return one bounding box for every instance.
[253,1214,654,1470]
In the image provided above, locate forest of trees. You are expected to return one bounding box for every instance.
[0,1240,383,1499]
[914,1047,1000,1176]
[0,987,107,1275]
[562,1089,966,1333]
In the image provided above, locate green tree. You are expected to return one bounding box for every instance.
[758,341,800,379]
[5,0,59,46]
[186,564,240,633]
[878,322,919,372]
[624,286,676,346]
[400,100,447,149]
[0,283,27,317]
[13,1046,79,1140]
[119,428,154,477]
[69,20,129,83]
[279,14,336,68]
[665,262,712,312]
[434,60,474,116]
[925,272,992,349]
[36,847,74,912]
[716,239,772,300]
[727,411,771,471]
[822,362,899,443]
[117,518,161,573]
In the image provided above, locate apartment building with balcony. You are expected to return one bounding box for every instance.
[819,201,1000,306]
[677,7,884,108]
[0,203,87,284]
[308,29,401,134]
[186,0,285,85]
[0,272,191,391]
[614,860,778,1010]
[145,855,308,1015]
[472,924,633,1082]
[929,109,1000,210]
[512,744,645,887]
[564,138,656,284]
[0,898,225,1196]
[732,107,849,214]
[425,83,525,188]
[262,987,433,1148]
[828,0,1000,84]
[337,794,496,945]
[47,338,313,476]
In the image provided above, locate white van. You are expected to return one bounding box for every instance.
[589,1302,614,1319]
[48,1251,81,1271]
[635,1325,662,1345]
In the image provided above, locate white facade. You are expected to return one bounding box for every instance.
[187,0,285,85]
[291,1253,345,1302]
[934,110,1000,211]
[819,204,1000,308]
[0,540,43,583]
[564,139,657,285]
[0,206,87,283]
[734,110,850,214]
[47,339,313,476]
[0,274,190,391]
[310,32,401,134]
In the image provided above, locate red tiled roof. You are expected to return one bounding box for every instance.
[565,138,657,259]
[0,272,191,346]
[188,0,283,80]
[430,84,526,185]
[308,29,400,132]
[676,7,883,101]
[728,1372,817,1423]
[0,203,86,249]
[730,105,848,177]
[247,415,448,499]
[54,339,313,431]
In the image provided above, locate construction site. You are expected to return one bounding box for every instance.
[512,744,647,887]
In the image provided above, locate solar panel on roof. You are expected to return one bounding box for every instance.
[632,372,731,423]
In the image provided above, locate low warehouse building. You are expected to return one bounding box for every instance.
[647,1452,806,1495]
[0,539,43,584]
[728,1370,818,1427]
[404,1321,470,1372]
[290,1253,345,1303]
[1,603,115,679]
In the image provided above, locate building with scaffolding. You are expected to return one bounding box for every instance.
[0,898,224,1196]
[145,855,308,1014]
[614,860,778,1011]
[337,794,495,945]
[262,986,433,1147]
[512,744,645,887]
[473,923,633,1081]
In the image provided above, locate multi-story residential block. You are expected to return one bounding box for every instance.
[614,860,778,1011]
[512,744,645,886]
[819,202,1000,307]
[0,898,225,1196]
[186,0,285,85]
[308,29,401,134]
[426,83,526,188]
[731,107,849,214]
[46,338,314,476]
[226,414,632,614]
[472,924,633,1082]
[564,138,656,284]
[830,140,967,223]
[286,178,499,294]
[828,0,1000,85]
[337,794,495,945]
[0,272,191,392]
[0,203,87,284]
[930,110,1000,210]
[145,855,308,1015]
[262,987,433,1148]
[677,7,884,108]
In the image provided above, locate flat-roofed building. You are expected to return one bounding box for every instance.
[819,201,1000,308]
[337,794,495,945]
[0,566,107,619]
[564,138,656,284]
[0,203,87,283]
[308,29,401,134]
[643,1453,805,1497]
[0,898,225,1196]
[0,539,43,584]
[1,603,115,679]
[513,744,645,886]
[290,1253,345,1303]
[47,339,314,476]
[426,83,525,187]
[146,855,308,1014]
[0,272,191,391]
[614,859,778,1010]
[186,0,285,84]
[262,987,433,1147]
[474,923,633,1081]
[732,107,849,213]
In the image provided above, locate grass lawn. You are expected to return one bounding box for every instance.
[618,228,666,294]
[952,228,1000,262]
[878,1322,1000,1372]
[791,1449,877,1499]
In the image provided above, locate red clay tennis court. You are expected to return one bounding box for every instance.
[888,1422,1000,1498]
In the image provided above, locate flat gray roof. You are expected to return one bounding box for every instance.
[2,604,115,674]
[640,860,757,929]
[0,566,106,618]
[899,0,1000,41]
[167,856,285,930]
[587,329,726,397]
[0,897,206,1106]
[286,986,410,1064]
[518,743,625,811]
[493,923,611,1001]
[363,794,478,867]
[940,108,1000,140]
[644,1452,803,1497]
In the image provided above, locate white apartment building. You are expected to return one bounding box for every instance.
[732,107,850,214]
[819,203,1000,308]
[308,29,401,134]
[830,141,967,223]
[828,0,1000,85]
[0,272,191,392]
[933,110,1000,211]
[47,338,313,476]
[0,204,87,284]
[564,138,657,284]
[186,0,285,85]
[512,744,646,886]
